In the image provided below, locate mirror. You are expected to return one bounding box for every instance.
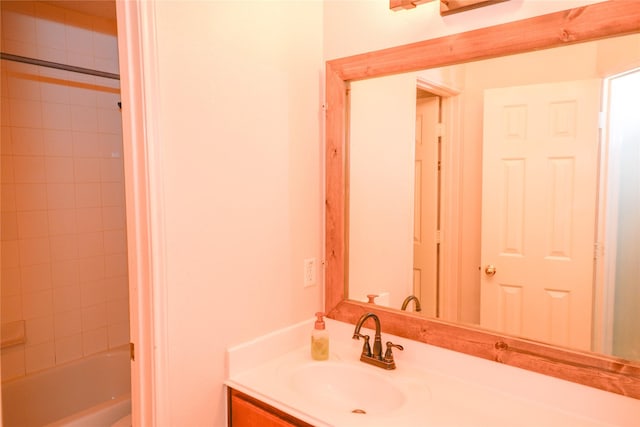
[325,1,640,399]
[347,33,640,361]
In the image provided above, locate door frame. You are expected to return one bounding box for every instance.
[115,2,167,425]
[415,77,462,322]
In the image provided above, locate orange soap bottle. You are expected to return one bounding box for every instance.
[311,312,329,361]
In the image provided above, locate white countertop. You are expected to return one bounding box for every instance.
[225,318,640,427]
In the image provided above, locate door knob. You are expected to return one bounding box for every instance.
[484,265,497,276]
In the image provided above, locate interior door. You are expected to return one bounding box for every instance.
[413,96,440,316]
[480,80,601,351]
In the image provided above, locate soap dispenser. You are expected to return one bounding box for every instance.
[311,312,329,361]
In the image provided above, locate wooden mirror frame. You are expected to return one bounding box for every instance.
[325,0,640,399]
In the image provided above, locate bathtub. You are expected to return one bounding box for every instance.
[2,346,131,427]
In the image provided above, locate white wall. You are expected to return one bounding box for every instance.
[138,1,323,425]
[349,73,416,308]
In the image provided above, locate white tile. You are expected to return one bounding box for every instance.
[0,345,26,381]
[48,208,77,236]
[1,240,20,269]
[102,206,125,230]
[82,303,108,330]
[1,183,18,211]
[10,127,45,155]
[105,253,128,278]
[72,131,100,157]
[1,6,37,44]
[107,297,130,325]
[18,237,51,266]
[76,207,103,232]
[93,32,118,61]
[51,259,79,287]
[45,156,75,183]
[43,129,73,157]
[70,105,98,132]
[55,333,83,364]
[98,133,123,159]
[42,102,72,131]
[46,183,75,209]
[54,309,82,338]
[105,276,129,301]
[25,315,54,345]
[74,157,101,182]
[108,322,130,348]
[6,72,41,101]
[53,284,82,313]
[40,79,70,104]
[35,5,66,50]
[77,231,104,257]
[12,156,46,183]
[75,183,102,208]
[97,108,122,134]
[82,327,107,356]
[16,209,49,238]
[2,210,19,240]
[25,341,55,374]
[49,234,78,261]
[81,279,108,307]
[99,158,124,182]
[22,289,53,319]
[1,294,23,323]
[66,25,93,55]
[68,85,97,107]
[15,183,48,210]
[104,229,126,254]
[20,263,52,293]
[1,267,22,297]
[9,98,42,128]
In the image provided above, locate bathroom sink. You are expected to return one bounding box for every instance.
[285,362,407,415]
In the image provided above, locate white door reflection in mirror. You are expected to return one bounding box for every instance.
[480,80,601,352]
[413,96,440,317]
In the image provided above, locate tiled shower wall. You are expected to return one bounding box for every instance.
[1,1,129,380]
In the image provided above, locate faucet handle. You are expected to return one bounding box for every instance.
[353,333,372,357]
[384,341,404,363]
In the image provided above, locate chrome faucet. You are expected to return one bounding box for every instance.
[352,313,403,369]
[401,295,422,312]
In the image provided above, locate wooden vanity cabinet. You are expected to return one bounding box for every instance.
[227,388,315,427]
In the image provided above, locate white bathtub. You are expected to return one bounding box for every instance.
[2,346,131,427]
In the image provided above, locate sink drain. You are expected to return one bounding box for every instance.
[351,409,366,414]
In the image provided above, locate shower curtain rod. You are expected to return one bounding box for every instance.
[0,52,120,80]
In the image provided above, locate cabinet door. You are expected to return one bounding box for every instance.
[228,389,313,427]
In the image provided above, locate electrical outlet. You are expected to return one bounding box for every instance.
[303,258,316,287]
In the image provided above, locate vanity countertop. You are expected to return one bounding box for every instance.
[225,318,639,427]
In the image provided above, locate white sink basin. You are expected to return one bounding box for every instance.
[286,361,407,415]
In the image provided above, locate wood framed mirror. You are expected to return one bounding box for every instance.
[325,1,640,399]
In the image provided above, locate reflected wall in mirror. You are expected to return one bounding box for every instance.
[347,33,640,362]
[325,1,640,399]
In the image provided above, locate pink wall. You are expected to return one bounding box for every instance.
[1,1,128,380]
